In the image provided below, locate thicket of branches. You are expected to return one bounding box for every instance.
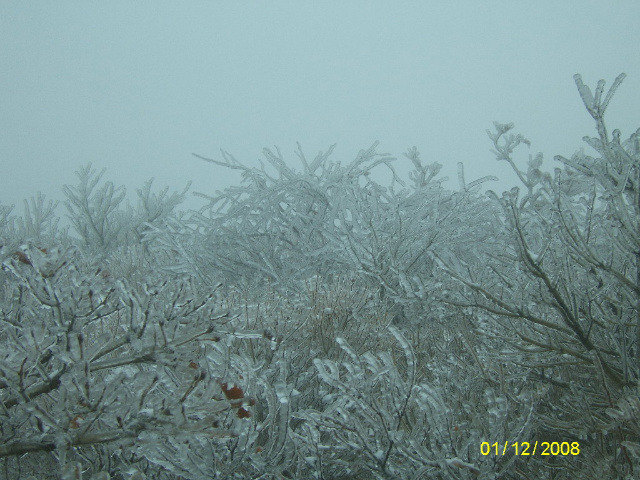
[1,74,638,479]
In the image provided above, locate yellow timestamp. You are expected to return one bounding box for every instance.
[481,441,580,456]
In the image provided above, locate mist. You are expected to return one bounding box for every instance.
[2,2,638,214]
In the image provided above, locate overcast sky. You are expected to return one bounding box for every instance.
[1,2,638,215]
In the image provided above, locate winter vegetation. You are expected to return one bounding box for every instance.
[1,74,639,479]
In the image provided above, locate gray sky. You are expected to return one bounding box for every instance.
[1,2,638,215]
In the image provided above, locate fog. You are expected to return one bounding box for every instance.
[1,2,638,214]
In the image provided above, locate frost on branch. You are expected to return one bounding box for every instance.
[63,164,127,253]
[3,73,637,478]
[440,73,640,475]
[0,179,257,478]
[299,326,533,479]
[190,142,405,293]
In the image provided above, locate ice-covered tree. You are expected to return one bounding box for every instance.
[1,176,261,479]
[437,73,640,476]
[4,74,633,479]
